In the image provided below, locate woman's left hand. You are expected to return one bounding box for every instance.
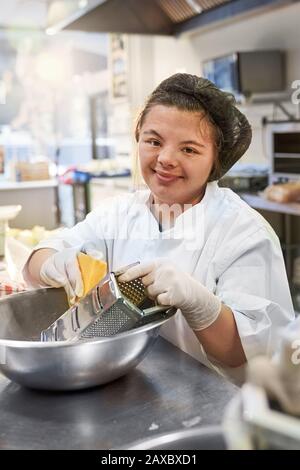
[118,259,221,331]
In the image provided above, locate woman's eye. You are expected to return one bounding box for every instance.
[146,139,160,147]
[182,147,197,155]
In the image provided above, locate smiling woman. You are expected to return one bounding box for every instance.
[138,106,216,207]
[24,73,294,383]
[135,73,250,183]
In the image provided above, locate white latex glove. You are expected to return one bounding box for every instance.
[40,243,103,304]
[118,258,221,331]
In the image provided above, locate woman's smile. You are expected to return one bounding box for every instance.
[153,168,183,184]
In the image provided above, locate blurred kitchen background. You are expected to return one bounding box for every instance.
[2,0,300,310]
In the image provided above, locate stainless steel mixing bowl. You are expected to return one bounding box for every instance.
[0,287,174,391]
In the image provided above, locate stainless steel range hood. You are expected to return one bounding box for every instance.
[64,0,173,35]
[46,0,300,36]
[46,0,233,35]
[47,0,174,35]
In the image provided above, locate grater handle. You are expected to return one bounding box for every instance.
[137,305,177,327]
[143,305,174,315]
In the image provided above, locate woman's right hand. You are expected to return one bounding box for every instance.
[40,247,84,304]
[39,243,103,304]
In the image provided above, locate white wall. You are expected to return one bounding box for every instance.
[153,36,199,84]
[130,1,300,166]
[128,34,199,110]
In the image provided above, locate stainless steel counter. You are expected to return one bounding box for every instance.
[0,337,237,450]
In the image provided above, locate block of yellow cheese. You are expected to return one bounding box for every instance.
[77,252,107,298]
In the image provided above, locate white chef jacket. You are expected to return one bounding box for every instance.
[34,182,295,383]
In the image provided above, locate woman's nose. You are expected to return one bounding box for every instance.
[157,147,177,166]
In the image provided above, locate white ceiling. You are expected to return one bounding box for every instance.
[0,0,49,29]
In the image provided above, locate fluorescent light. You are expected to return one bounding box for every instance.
[186,0,203,14]
[78,0,88,8]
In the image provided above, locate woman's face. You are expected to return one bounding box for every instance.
[138,105,217,206]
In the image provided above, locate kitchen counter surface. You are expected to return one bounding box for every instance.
[240,192,300,216]
[0,180,58,190]
[0,337,237,450]
[0,180,58,229]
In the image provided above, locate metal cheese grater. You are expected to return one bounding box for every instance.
[41,263,175,342]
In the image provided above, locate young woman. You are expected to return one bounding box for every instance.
[24,74,294,382]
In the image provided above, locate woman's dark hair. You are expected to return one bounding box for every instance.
[135,73,252,181]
